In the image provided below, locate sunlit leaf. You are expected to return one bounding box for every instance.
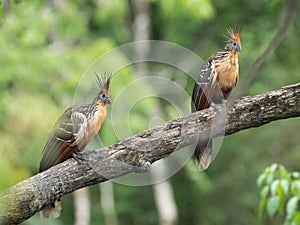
[292,172,300,179]
[270,163,279,173]
[286,196,298,220]
[257,173,266,187]
[260,185,269,198]
[271,180,280,195]
[281,179,289,195]
[266,173,275,185]
[278,164,288,178]
[266,196,280,217]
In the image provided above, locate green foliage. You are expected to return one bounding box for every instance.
[257,164,300,225]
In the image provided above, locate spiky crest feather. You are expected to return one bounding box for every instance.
[226,27,241,47]
[95,71,111,91]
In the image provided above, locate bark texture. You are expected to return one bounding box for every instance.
[0,83,299,225]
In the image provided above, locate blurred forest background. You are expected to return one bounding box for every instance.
[0,0,299,225]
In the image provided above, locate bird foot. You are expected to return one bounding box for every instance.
[72,152,92,169]
[136,159,151,173]
[72,151,86,162]
[210,102,220,110]
[210,100,227,110]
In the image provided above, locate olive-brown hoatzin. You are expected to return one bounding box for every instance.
[191,28,242,170]
[39,73,111,219]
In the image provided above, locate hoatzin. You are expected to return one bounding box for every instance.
[39,73,111,219]
[191,28,242,170]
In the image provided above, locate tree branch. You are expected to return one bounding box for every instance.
[1,83,300,224]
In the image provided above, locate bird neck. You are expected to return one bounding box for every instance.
[88,99,101,117]
[226,50,239,66]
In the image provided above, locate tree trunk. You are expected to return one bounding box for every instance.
[74,188,91,225]
[100,182,118,225]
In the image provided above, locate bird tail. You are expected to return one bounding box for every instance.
[194,140,212,171]
[40,200,62,219]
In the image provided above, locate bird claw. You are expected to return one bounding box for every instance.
[72,151,86,162]
[210,99,227,110]
[210,102,219,110]
[136,159,151,173]
[72,152,92,169]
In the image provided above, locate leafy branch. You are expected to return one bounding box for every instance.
[257,163,300,224]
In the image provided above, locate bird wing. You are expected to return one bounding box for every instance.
[191,59,215,112]
[191,58,216,170]
[39,105,89,172]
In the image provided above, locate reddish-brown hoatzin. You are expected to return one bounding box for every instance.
[191,28,242,170]
[39,73,111,219]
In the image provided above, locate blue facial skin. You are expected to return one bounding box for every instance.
[230,42,242,52]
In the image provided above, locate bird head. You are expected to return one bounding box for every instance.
[95,72,111,105]
[225,27,242,53]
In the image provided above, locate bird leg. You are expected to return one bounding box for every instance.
[210,97,227,110]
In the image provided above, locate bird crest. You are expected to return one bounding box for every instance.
[95,71,111,91]
[226,27,241,47]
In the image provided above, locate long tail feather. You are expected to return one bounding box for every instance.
[194,140,212,171]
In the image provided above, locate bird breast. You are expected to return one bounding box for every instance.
[92,104,107,132]
[215,56,239,91]
[82,104,107,146]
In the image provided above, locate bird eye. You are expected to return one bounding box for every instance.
[230,42,241,51]
[99,93,106,100]
[98,92,111,104]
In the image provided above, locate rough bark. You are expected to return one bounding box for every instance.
[0,83,299,225]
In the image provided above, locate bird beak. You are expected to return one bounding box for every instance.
[105,96,111,105]
[237,45,242,52]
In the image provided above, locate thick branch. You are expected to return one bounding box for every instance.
[1,83,300,224]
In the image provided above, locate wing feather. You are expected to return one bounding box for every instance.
[191,59,214,112]
[39,105,89,172]
[191,58,216,170]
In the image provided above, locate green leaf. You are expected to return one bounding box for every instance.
[257,173,266,187]
[292,172,300,179]
[267,196,280,217]
[266,173,275,185]
[281,179,289,195]
[286,196,298,220]
[278,165,288,178]
[270,163,279,173]
[258,198,267,218]
[279,194,285,214]
[277,186,285,214]
[260,185,269,198]
[291,181,300,196]
[271,180,280,195]
[293,212,300,223]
